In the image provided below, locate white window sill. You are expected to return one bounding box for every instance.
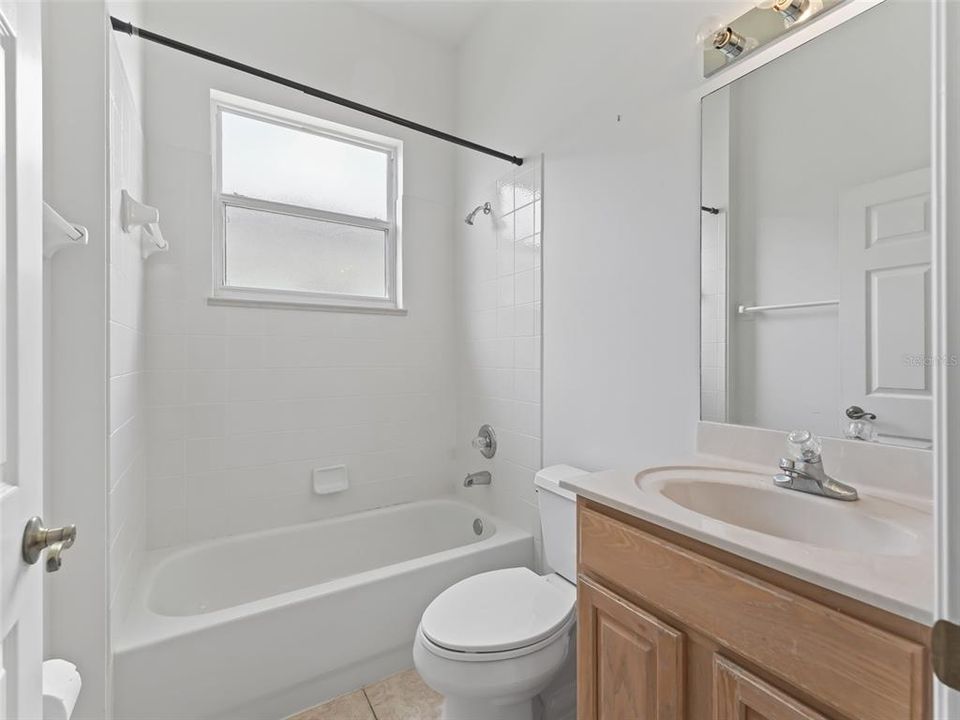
[207,296,407,315]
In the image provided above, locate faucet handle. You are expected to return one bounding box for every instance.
[786,430,822,462]
[471,424,497,459]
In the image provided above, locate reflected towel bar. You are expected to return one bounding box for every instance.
[737,299,839,314]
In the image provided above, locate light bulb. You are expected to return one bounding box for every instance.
[696,15,725,47]
[762,0,824,28]
[710,26,759,60]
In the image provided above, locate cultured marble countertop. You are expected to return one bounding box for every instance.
[560,457,933,625]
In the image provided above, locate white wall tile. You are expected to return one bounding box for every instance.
[226,336,263,369]
[182,370,227,404]
[107,39,148,620]
[109,373,140,434]
[496,307,515,337]
[148,438,185,479]
[515,369,542,404]
[186,335,227,370]
[147,473,186,512]
[183,404,226,438]
[145,371,184,406]
[515,336,540,370]
[497,275,515,307]
[514,303,535,337]
[455,161,544,557]
[110,321,141,377]
[515,269,535,306]
[146,334,185,371]
[146,503,187,548]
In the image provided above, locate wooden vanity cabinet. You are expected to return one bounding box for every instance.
[576,500,932,720]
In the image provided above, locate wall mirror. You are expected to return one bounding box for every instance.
[700,0,932,447]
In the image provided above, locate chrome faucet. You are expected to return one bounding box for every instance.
[464,471,492,487]
[773,430,858,501]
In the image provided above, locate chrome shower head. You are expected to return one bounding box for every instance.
[464,202,492,225]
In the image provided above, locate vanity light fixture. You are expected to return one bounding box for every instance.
[697,17,758,61]
[711,26,756,60]
[760,0,825,27]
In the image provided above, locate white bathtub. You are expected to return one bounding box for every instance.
[113,498,533,720]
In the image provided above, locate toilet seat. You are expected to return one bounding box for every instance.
[420,568,576,660]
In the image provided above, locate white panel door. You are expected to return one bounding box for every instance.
[839,168,932,444]
[0,3,44,718]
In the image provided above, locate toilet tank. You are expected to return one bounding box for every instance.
[535,465,588,584]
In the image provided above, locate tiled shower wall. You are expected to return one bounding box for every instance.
[140,1,458,549]
[108,36,147,616]
[455,160,543,555]
[142,301,456,548]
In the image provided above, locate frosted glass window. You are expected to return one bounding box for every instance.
[221,111,389,220]
[212,94,400,310]
[225,207,387,297]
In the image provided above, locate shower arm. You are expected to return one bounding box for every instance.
[109,17,524,167]
[465,202,492,225]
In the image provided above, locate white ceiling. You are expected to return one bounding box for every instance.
[356,1,492,48]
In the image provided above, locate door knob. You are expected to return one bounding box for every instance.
[22,517,77,571]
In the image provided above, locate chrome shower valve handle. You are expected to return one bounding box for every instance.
[472,424,497,458]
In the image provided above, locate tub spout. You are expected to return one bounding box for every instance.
[464,471,492,487]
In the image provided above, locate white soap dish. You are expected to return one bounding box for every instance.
[313,465,348,495]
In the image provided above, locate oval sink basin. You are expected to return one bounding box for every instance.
[638,466,921,557]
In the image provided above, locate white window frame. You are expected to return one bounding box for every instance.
[209,90,403,313]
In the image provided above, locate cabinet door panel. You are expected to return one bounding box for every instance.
[714,656,831,720]
[579,577,684,720]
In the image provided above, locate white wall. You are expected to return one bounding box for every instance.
[455,1,710,482]
[42,3,111,717]
[454,160,543,548]
[136,1,458,548]
[725,0,929,438]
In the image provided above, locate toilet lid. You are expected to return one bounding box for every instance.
[421,568,576,653]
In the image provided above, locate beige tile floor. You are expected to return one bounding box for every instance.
[288,669,442,720]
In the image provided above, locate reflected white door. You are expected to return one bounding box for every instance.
[839,168,932,445]
[0,3,44,718]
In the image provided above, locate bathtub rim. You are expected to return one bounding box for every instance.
[114,496,531,653]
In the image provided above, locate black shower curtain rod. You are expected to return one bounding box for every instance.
[110,17,524,167]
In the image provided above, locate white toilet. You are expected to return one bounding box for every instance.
[413,465,586,720]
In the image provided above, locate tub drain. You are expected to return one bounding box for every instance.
[473,518,484,536]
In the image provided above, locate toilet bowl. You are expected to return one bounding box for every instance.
[414,569,575,720]
[414,465,587,720]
